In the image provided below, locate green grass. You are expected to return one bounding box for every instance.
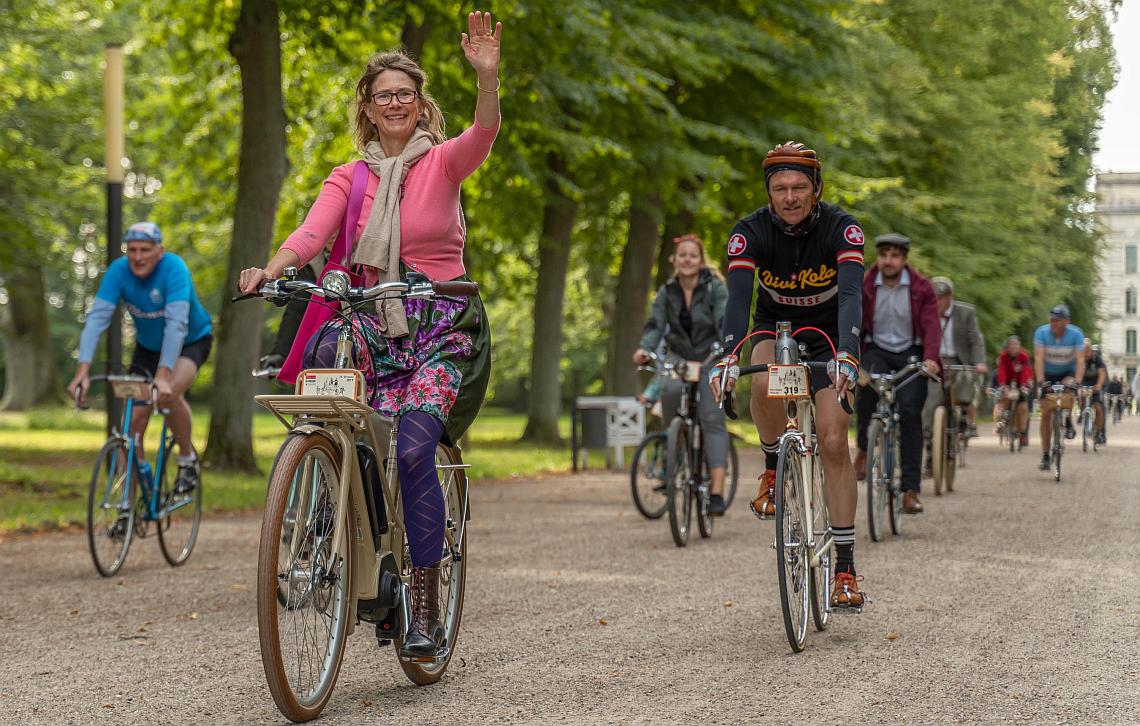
[0,407,619,534]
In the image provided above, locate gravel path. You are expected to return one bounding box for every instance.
[3,417,1139,724]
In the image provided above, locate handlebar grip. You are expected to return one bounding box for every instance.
[231,292,259,303]
[432,280,479,297]
[724,392,738,420]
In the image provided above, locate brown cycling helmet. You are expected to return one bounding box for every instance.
[762,141,823,202]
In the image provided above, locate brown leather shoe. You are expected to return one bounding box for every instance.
[749,469,777,519]
[831,571,864,610]
[853,449,866,481]
[902,490,924,514]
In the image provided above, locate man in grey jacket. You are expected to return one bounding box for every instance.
[922,276,987,474]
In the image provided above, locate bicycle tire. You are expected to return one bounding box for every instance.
[865,419,887,543]
[888,436,905,536]
[1052,410,1064,482]
[1082,408,1091,453]
[943,414,958,493]
[630,432,669,519]
[399,442,469,686]
[931,406,946,496]
[809,446,832,632]
[258,434,351,722]
[157,443,202,567]
[723,437,740,509]
[86,439,135,577]
[666,417,691,547]
[775,435,810,652]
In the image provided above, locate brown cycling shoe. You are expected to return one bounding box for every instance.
[902,490,924,514]
[831,571,865,610]
[749,469,777,519]
[853,449,866,481]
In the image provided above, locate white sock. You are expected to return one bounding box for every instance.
[178,453,197,466]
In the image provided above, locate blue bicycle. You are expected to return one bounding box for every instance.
[84,372,202,576]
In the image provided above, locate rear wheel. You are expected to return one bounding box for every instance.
[86,440,135,577]
[665,418,691,547]
[398,443,468,685]
[157,441,202,567]
[888,437,905,536]
[931,406,947,496]
[630,432,669,519]
[775,436,810,653]
[258,434,350,722]
[865,419,887,543]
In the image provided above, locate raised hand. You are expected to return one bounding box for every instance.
[461,11,501,76]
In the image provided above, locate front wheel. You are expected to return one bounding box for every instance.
[258,434,351,722]
[723,437,740,510]
[1082,408,1091,452]
[665,418,692,547]
[865,419,887,543]
[157,442,202,567]
[931,406,947,496]
[775,436,810,653]
[87,440,135,577]
[888,437,905,536]
[809,447,832,632]
[630,432,669,519]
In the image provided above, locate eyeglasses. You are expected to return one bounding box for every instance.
[370,89,418,106]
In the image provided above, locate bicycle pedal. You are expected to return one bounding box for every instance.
[376,638,392,648]
[749,500,774,521]
[399,646,450,664]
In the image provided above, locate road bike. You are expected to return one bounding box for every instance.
[863,361,930,542]
[82,370,202,577]
[1077,386,1100,453]
[989,386,1026,453]
[931,364,977,495]
[721,322,854,652]
[238,269,476,721]
[1042,382,1077,482]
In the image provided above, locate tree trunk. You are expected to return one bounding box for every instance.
[0,262,61,410]
[606,191,662,396]
[521,154,576,444]
[655,198,696,291]
[205,0,288,471]
[401,7,430,59]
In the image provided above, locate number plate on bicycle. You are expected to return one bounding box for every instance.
[109,379,150,401]
[297,369,364,401]
[767,365,810,399]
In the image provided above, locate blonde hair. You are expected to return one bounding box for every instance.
[353,51,446,150]
[671,234,725,282]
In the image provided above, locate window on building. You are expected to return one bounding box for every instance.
[1128,367,1137,385]
[1128,287,1137,315]
[1128,245,1138,274]
[1128,329,1137,356]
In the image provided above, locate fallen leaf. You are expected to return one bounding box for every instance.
[598,618,608,626]
[69,609,80,616]
[885,631,900,641]
[723,600,734,608]
[103,704,114,709]
[230,584,248,591]
[362,700,373,707]
[189,612,199,620]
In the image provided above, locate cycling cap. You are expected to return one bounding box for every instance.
[874,233,911,253]
[931,276,954,296]
[762,141,823,198]
[125,221,163,244]
[1049,304,1070,319]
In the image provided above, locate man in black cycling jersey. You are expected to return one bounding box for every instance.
[1080,340,1107,445]
[710,141,864,610]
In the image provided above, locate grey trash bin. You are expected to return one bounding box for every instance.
[580,407,608,449]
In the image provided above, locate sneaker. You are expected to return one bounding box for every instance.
[1096,432,1106,446]
[1039,453,1051,470]
[173,461,199,495]
[1064,419,1076,440]
[967,423,978,438]
[831,571,865,610]
[709,493,727,516]
[750,470,777,519]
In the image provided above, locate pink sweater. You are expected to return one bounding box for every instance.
[281,119,499,282]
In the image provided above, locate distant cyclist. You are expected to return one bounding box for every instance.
[68,222,212,494]
[994,335,1032,448]
[1033,304,1085,470]
[1080,340,1107,446]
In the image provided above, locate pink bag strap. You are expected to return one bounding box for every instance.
[328,160,370,269]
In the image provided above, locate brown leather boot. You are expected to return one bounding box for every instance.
[750,469,777,519]
[831,571,865,610]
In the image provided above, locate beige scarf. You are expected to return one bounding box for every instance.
[352,126,435,337]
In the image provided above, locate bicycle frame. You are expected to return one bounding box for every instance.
[98,391,187,523]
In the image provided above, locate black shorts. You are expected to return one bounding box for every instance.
[750,318,836,394]
[131,334,213,376]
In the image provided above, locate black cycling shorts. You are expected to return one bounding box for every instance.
[131,334,213,376]
[750,318,836,395]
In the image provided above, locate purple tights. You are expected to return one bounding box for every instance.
[397,411,446,568]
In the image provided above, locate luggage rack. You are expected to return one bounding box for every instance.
[256,394,375,431]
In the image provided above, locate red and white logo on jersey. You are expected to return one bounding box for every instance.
[844,225,864,246]
[727,234,747,256]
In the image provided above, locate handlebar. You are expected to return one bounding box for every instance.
[721,361,854,419]
[232,273,479,306]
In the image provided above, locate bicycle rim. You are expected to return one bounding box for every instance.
[865,420,885,543]
[630,432,669,519]
[666,419,691,547]
[775,438,810,652]
[258,435,350,722]
[157,443,202,567]
[399,443,469,685]
[87,440,135,577]
[809,448,831,632]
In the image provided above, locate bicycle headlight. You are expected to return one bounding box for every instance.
[323,270,350,297]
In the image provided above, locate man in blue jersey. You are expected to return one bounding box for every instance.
[68,222,213,493]
[1033,304,1085,470]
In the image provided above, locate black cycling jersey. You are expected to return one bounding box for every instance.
[1081,353,1106,387]
[722,201,864,358]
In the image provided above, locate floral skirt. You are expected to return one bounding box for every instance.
[302,283,491,444]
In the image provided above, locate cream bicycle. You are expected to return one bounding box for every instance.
[237,268,476,722]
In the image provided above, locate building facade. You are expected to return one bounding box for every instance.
[1095,172,1140,383]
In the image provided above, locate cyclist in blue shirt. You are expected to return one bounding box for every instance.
[68,222,213,493]
[1032,304,1085,470]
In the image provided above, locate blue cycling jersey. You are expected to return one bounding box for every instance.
[1033,323,1084,379]
[78,253,212,370]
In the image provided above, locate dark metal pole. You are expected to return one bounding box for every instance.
[570,370,578,472]
[105,43,124,435]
